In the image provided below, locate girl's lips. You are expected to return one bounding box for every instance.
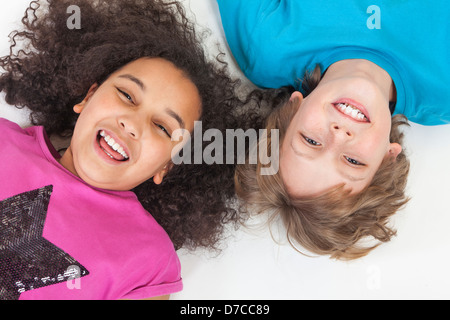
[99,130,129,160]
[333,98,371,123]
[94,129,131,164]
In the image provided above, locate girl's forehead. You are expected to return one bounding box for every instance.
[113,57,180,75]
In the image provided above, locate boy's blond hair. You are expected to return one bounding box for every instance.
[235,67,410,260]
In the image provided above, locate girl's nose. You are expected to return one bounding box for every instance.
[119,118,139,138]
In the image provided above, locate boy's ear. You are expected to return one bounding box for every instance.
[288,91,303,112]
[73,83,99,114]
[388,142,402,160]
[289,91,304,102]
[153,162,174,185]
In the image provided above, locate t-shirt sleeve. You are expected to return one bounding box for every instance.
[119,248,183,300]
[217,0,276,72]
[217,0,299,88]
[0,117,24,133]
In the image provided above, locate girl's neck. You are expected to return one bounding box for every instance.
[324,59,396,102]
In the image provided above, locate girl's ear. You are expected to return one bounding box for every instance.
[153,162,174,185]
[73,83,99,114]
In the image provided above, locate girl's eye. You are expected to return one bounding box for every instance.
[155,123,171,138]
[303,135,321,146]
[345,156,365,166]
[117,88,134,103]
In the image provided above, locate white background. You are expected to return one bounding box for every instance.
[1,0,450,300]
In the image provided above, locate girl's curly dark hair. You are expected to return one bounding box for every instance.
[0,0,265,250]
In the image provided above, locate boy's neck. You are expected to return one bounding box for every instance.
[324,59,396,103]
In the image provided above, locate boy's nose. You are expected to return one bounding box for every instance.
[331,123,353,138]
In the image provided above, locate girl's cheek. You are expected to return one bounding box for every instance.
[141,140,173,164]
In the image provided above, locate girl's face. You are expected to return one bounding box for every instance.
[59,57,201,191]
[280,74,402,197]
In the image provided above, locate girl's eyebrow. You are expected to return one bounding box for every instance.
[118,74,146,91]
[166,108,185,130]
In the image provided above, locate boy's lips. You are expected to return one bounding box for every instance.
[333,98,371,123]
[97,130,130,162]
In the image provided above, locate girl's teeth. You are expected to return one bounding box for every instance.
[112,143,120,151]
[99,130,129,159]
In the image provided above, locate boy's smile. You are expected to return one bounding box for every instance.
[333,99,370,123]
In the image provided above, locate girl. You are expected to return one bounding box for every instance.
[0,0,250,299]
[219,0,449,259]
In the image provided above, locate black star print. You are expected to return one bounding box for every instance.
[0,186,89,300]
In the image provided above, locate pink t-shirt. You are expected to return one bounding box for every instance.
[0,118,182,300]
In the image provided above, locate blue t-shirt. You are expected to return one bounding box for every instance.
[218,0,450,125]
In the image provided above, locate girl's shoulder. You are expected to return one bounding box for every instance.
[0,117,49,153]
[0,117,40,137]
[0,117,22,132]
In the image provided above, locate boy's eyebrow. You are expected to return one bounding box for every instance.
[291,141,366,182]
[341,171,366,182]
[118,74,146,91]
[166,108,185,130]
[291,141,314,159]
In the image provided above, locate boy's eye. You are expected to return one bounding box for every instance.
[345,156,365,166]
[117,88,134,103]
[303,135,321,146]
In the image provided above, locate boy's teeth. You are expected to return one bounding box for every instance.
[345,106,353,115]
[337,103,367,121]
[99,130,129,159]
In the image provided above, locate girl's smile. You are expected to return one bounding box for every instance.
[96,129,130,163]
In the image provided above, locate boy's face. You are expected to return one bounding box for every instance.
[280,76,401,197]
[59,57,201,191]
